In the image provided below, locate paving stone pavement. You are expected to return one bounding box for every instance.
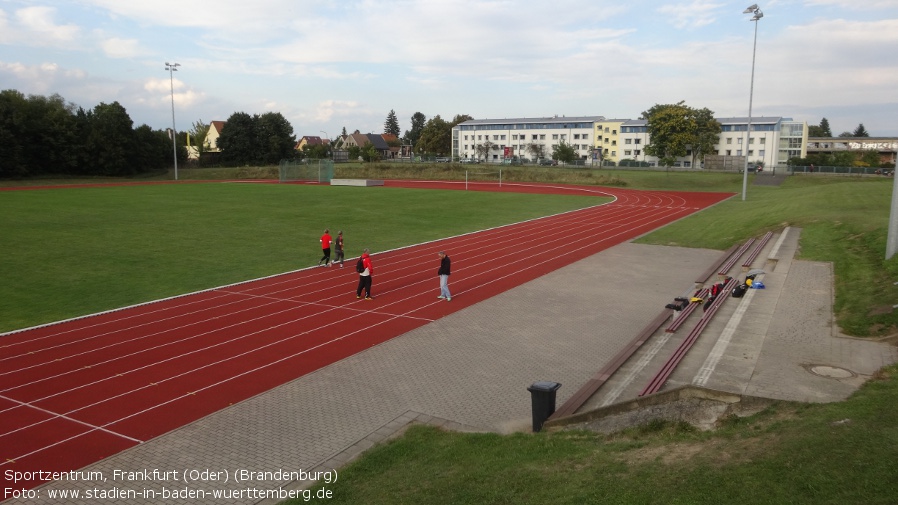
[12,231,898,505]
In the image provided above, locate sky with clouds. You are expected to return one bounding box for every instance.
[2,0,897,138]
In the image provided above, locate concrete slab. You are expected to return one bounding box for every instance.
[330,179,384,186]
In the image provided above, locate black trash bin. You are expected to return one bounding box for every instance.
[527,381,562,432]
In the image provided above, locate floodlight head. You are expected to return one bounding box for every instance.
[751,9,764,20]
[743,4,758,13]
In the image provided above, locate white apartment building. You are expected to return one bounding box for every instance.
[454,115,807,168]
[453,116,602,163]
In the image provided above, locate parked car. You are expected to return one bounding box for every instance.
[435,157,450,163]
[538,159,556,166]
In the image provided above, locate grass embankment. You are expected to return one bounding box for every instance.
[300,365,898,505]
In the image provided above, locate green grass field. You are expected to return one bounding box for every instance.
[0,182,602,333]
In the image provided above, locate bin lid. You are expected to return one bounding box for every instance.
[527,381,562,392]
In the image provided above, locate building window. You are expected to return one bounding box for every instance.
[759,150,765,156]
[738,138,743,144]
[760,138,766,144]
[625,138,632,144]
[477,135,482,140]
[748,150,754,156]
[749,137,754,144]
[574,134,580,139]
[726,150,732,156]
[634,150,640,156]
[539,134,546,140]
[737,150,743,156]
[727,138,733,145]
[611,140,617,146]
[552,134,559,140]
[612,130,617,135]
[634,138,641,145]
[501,135,506,140]
[611,151,617,157]
[625,150,632,156]
[512,135,518,140]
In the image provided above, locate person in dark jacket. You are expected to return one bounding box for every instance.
[437,251,451,301]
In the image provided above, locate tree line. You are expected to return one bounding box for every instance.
[0,89,183,178]
[0,89,299,178]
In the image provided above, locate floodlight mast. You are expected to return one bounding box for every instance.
[165,62,180,180]
[741,5,762,201]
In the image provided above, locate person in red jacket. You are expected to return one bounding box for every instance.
[318,229,333,267]
[356,248,374,300]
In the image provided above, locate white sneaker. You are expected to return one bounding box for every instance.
[437,296,445,299]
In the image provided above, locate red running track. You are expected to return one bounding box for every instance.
[0,180,732,490]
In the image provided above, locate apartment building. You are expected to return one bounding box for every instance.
[454,115,806,168]
[453,116,602,163]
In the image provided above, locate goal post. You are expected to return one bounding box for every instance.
[279,159,335,183]
[465,168,502,190]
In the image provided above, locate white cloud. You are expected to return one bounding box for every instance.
[804,0,898,7]
[657,1,726,29]
[15,6,80,43]
[100,37,141,59]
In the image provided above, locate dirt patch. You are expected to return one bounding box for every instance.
[868,305,895,316]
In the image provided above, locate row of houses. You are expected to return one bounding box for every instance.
[189,123,408,161]
[191,117,896,167]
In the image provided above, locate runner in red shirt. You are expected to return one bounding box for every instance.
[318,229,333,267]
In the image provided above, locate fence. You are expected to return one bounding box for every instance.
[279,159,335,183]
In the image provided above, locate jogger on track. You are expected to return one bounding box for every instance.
[318,229,333,267]
[356,248,374,300]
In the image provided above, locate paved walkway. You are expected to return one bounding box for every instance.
[11,229,897,505]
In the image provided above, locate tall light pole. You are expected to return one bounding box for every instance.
[165,62,180,180]
[741,4,763,201]
[320,130,329,158]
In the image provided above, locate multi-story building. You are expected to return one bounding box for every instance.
[454,115,807,168]
[453,116,603,163]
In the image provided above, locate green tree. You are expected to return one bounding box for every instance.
[303,143,330,159]
[360,142,381,162]
[218,112,258,165]
[0,90,27,177]
[642,101,720,167]
[526,142,545,162]
[0,90,81,177]
[690,107,722,167]
[852,123,870,137]
[384,109,400,136]
[820,117,832,137]
[809,118,833,137]
[404,112,426,147]
[256,111,295,164]
[416,115,450,156]
[552,141,577,164]
[189,120,211,161]
[132,124,172,171]
[642,101,692,167]
[83,101,137,176]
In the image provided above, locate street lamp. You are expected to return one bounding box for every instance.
[320,130,329,157]
[165,62,180,180]
[741,4,763,201]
